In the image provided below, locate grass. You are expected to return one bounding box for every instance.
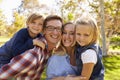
[41,55,120,80]
[103,55,120,80]
[41,69,46,80]
[0,36,10,46]
[0,37,120,80]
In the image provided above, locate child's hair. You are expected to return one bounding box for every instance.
[26,13,44,25]
[75,14,99,45]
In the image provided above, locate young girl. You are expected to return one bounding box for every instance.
[65,14,104,80]
[0,13,45,68]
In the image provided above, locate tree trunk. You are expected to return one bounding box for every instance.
[99,0,107,56]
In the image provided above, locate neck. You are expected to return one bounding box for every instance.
[66,46,76,66]
[47,42,56,52]
[28,30,37,38]
[66,47,73,55]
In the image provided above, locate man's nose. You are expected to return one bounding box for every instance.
[66,34,70,38]
[53,29,59,34]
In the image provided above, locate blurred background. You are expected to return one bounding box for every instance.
[0,0,120,80]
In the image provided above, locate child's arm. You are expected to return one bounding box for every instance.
[80,63,95,80]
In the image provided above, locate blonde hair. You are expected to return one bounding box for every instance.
[26,13,44,25]
[53,42,75,56]
[75,14,99,45]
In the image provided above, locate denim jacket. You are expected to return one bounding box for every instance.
[75,44,104,80]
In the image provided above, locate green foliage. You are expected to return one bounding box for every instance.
[67,13,74,21]
[103,55,120,80]
[7,12,25,37]
[58,0,83,22]
[104,0,120,36]
[110,36,120,50]
[0,10,7,36]
[41,68,46,80]
[110,36,120,42]
[0,36,10,46]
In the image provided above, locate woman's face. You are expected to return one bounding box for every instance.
[62,24,75,47]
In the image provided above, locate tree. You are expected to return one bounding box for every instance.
[0,10,7,36]
[18,0,50,16]
[87,0,120,54]
[99,0,107,56]
[6,12,25,37]
[57,0,85,22]
[104,0,120,36]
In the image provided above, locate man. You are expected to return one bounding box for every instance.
[0,15,63,80]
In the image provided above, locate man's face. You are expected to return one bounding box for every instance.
[44,20,62,50]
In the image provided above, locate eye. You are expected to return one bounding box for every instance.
[47,27,54,30]
[84,34,89,37]
[76,33,81,36]
[56,28,61,31]
[48,27,53,29]
[31,21,35,24]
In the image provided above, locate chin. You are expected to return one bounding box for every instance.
[64,45,71,47]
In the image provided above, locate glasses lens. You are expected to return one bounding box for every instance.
[46,26,61,32]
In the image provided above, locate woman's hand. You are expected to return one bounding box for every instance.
[33,38,45,49]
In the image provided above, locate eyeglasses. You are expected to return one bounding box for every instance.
[46,26,61,32]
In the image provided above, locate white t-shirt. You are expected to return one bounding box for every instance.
[81,49,97,64]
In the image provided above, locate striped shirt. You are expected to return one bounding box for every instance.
[0,43,49,80]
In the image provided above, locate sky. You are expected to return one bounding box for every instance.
[0,0,56,24]
[0,0,22,23]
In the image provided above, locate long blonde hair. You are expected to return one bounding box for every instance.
[75,14,99,45]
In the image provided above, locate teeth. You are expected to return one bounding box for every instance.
[51,35,58,39]
[64,40,71,43]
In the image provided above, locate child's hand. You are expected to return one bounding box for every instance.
[33,38,45,49]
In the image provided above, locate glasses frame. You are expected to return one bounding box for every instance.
[46,25,62,32]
